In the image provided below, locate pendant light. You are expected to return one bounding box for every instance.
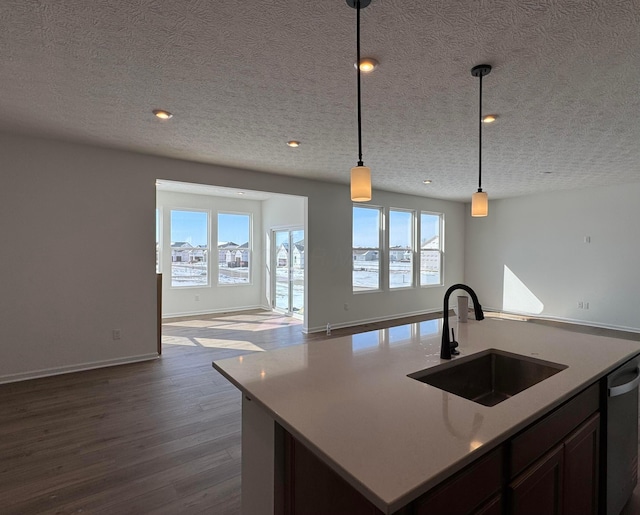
[471,64,491,217]
[347,0,372,202]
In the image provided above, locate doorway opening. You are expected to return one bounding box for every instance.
[156,179,308,352]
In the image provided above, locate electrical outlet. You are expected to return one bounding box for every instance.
[344,303,349,311]
[112,329,121,340]
[577,301,583,309]
[584,302,589,309]
[195,295,200,301]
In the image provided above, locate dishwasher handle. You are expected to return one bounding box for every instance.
[609,367,640,397]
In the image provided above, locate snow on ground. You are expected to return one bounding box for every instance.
[353,261,440,289]
[171,263,249,286]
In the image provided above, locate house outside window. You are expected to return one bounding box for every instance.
[420,212,443,286]
[389,209,414,289]
[170,210,209,287]
[218,213,251,285]
[353,205,383,292]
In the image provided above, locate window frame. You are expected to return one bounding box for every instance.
[388,208,416,290]
[352,204,384,293]
[169,208,210,288]
[155,207,162,274]
[419,211,444,287]
[217,211,253,287]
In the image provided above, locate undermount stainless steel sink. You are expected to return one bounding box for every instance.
[408,349,567,407]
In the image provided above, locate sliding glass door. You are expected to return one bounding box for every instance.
[273,229,304,316]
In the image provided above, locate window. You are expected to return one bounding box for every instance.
[420,212,443,286]
[352,206,382,292]
[218,213,251,285]
[389,209,414,288]
[170,210,209,287]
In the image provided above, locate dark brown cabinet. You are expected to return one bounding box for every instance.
[282,429,501,515]
[416,493,503,515]
[477,495,503,515]
[508,413,600,515]
[508,444,565,515]
[279,384,601,515]
[282,431,387,515]
[563,414,600,515]
[413,448,503,514]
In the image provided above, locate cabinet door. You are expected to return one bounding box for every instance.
[508,444,564,515]
[563,413,600,515]
[510,384,598,478]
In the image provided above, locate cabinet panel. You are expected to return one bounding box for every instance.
[510,383,598,478]
[283,431,384,515]
[413,448,503,515]
[476,494,502,515]
[563,413,600,515]
[508,445,564,515]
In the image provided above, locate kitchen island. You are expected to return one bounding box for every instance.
[212,316,640,514]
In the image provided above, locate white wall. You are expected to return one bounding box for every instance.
[0,134,158,382]
[465,183,640,332]
[262,196,306,229]
[157,190,264,317]
[305,189,466,332]
[7,129,633,383]
[0,132,465,382]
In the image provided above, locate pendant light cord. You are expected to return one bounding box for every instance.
[356,0,363,167]
[478,71,483,193]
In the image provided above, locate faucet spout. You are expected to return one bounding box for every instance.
[441,284,484,360]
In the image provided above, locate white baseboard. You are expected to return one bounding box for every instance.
[305,307,442,334]
[0,353,159,385]
[306,307,640,336]
[532,315,640,334]
[484,306,640,334]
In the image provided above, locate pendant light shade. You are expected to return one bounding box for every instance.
[347,0,372,202]
[471,64,492,217]
[351,165,372,201]
[471,191,488,217]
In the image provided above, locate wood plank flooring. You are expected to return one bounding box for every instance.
[0,310,638,514]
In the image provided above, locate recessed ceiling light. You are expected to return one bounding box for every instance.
[354,58,378,73]
[237,191,245,195]
[153,109,173,120]
[287,140,300,147]
[482,114,497,123]
[423,179,432,184]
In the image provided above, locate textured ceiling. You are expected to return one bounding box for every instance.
[1,0,639,201]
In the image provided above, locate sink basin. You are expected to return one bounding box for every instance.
[408,349,567,407]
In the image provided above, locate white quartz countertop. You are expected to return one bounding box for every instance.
[212,317,640,514]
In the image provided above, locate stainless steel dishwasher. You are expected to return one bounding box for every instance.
[604,355,640,515]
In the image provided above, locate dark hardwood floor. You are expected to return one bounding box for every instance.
[0,310,424,514]
[0,310,638,514]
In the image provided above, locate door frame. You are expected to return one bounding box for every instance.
[271,227,304,318]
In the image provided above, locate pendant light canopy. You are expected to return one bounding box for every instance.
[348,0,372,202]
[471,64,491,217]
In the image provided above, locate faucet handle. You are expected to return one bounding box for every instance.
[450,329,460,355]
